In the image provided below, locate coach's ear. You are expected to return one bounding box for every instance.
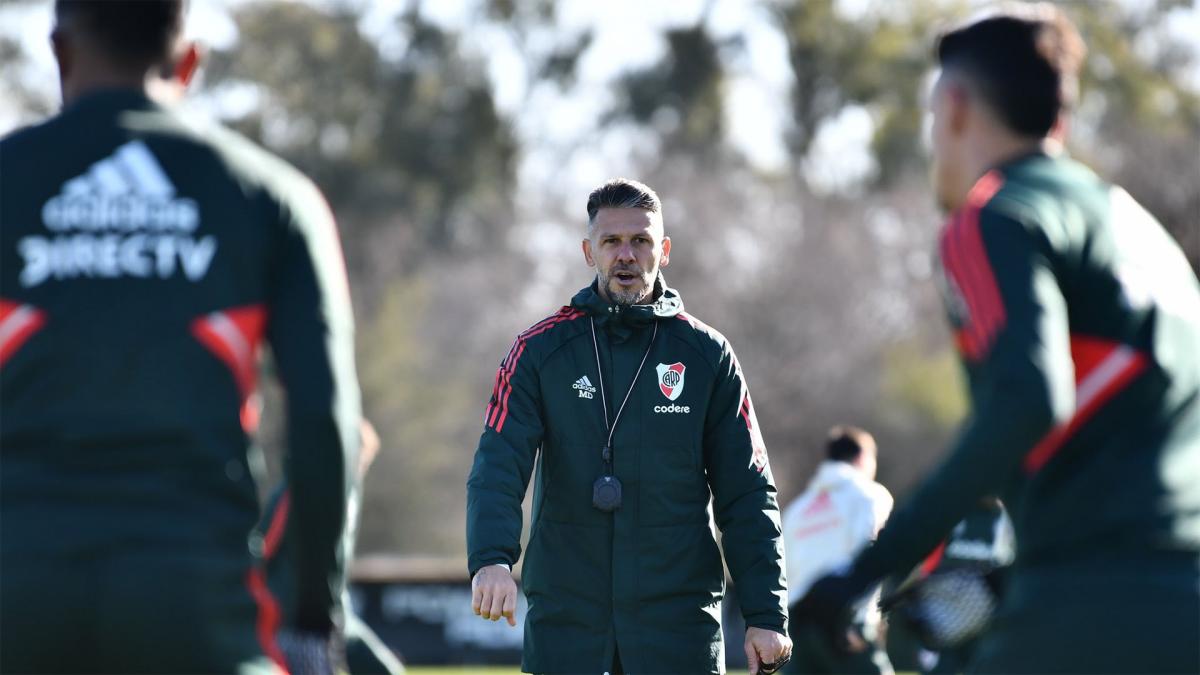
[583,237,597,268]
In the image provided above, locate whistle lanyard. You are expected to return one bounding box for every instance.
[589,317,658,476]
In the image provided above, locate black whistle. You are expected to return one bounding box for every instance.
[592,474,622,512]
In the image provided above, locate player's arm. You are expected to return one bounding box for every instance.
[850,208,1073,586]
[466,340,543,624]
[704,344,789,636]
[266,178,361,634]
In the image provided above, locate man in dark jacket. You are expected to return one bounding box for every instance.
[0,1,359,671]
[466,179,791,674]
[798,6,1200,673]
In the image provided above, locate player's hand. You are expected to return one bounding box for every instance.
[471,564,518,626]
[794,572,871,655]
[744,626,792,675]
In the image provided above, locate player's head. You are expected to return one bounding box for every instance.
[826,425,877,480]
[582,178,671,306]
[52,0,200,105]
[928,3,1085,211]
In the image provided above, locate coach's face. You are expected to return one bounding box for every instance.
[583,208,671,306]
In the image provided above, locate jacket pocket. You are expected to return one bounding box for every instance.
[522,520,612,614]
[632,522,725,659]
[640,444,709,526]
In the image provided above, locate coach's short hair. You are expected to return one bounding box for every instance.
[826,425,876,463]
[935,3,1085,138]
[586,178,662,226]
[56,0,185,69]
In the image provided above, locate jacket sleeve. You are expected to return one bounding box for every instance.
[265,178,361,632]
[466,336,544,577]
[852,207,1074,584]
[704,343,789,634]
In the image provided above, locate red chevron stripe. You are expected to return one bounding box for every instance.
[0,299,47,367]
[1023,337,1148,473]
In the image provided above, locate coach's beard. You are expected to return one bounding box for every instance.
[599,266,655,306]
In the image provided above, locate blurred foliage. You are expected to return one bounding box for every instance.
[205,2,518,257]
[615,25,727,156]
[879,342,969,432]
[2,0,1196,556]
[355,281,478,554]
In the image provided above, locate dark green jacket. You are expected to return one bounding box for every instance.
[0,90,360,632]
[853,152,1200,591]
[466,279,788,674]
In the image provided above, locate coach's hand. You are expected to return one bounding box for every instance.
[471,564,518,626]
[745,626,792,675]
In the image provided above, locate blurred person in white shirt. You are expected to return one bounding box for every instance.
[782,426,894,674]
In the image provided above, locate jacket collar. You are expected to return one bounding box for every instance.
[570,274,683,341]
[61,88,162,118]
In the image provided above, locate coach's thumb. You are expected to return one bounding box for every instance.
[745,640,760,675]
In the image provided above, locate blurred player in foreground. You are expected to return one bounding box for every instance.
[0,1,360,671]
[781,427,893,675]
[258,419,405,674]
[889,497,1014,675]
[797,4,1200,673]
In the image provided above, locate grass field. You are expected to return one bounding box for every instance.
[408,669,522,675]
[403,662,758,667]
[408,662,921,667]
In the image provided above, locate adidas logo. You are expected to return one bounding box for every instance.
[42,140,198,232]
[573,375,596,399]
[18,140,217,288]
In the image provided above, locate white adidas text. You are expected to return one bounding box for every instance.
[18,140,217,288]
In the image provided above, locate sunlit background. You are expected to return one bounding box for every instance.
[2,0,1197,668]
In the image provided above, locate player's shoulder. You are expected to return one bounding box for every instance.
[867,480,894,507]
[0,114,63,158]
[669,310,732,364]
[187,116,324,211]
[508,306,589,355]
[977,155,1108,236]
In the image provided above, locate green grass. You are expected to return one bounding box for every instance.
[407,669,523,675]
[406,670,758,675]
[408,662,921,667]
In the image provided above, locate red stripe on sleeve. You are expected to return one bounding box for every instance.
[960,201,1006,345]
[244,567,288,671]
[920,540,948,577]
[0,299,47,367]
[940,219,989,359]
[485,308,584,432]
[940,171,1008,361]
[262,490,292,560]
